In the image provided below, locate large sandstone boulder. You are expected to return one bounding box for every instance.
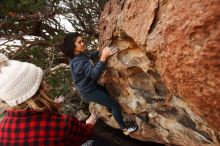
[90,0,220,145]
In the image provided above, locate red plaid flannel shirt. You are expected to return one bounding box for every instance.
[0,109,94,146]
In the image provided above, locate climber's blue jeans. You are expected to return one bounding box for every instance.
[80,85,126,129]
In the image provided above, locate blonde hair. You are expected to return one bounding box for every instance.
[12,81,62,113]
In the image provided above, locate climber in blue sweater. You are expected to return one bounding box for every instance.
[61,32,138,135]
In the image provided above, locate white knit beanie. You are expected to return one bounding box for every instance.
[0,53,43,106]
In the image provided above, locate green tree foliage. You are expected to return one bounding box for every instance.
[0,0,108,113]
[0,0,48,14]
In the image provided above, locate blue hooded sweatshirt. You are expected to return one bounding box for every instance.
[69,51,106,93]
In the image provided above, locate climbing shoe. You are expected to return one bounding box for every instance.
[123,125,139,135]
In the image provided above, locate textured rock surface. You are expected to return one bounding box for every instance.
[90,0,220,146]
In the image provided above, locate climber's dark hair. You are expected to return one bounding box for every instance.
[62,32,82,59]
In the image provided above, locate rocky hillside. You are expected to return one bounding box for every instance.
[89,0,220,146]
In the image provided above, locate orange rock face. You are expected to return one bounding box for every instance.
[154,1,220,132]
[90,0,220,145]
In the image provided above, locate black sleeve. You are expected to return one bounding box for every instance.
[81,60,106,79]
[87,50,100,60]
